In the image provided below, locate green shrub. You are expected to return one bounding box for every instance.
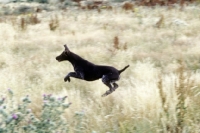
[35,0,48,4]
[0,89,71,133]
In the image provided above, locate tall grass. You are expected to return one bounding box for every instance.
[0,3,200,132]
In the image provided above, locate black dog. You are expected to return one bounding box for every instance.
[56,45,129,97]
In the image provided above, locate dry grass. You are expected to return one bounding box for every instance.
[0,3,200,132]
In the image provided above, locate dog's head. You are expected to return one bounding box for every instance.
[56,44,70,62]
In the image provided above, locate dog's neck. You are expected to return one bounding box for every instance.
[67,52,85,68]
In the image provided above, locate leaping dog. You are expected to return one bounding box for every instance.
[56,44,129,97]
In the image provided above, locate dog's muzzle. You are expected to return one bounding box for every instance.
[56,57,62,62]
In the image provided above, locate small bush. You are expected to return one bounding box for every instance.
[0,89,71,132]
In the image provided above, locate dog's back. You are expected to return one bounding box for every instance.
[87,65,119,81]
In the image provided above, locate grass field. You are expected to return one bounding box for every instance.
[0,3,200,132]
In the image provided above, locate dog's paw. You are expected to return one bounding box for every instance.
[101,93,106,97]
[102,90,112,97]
[101,93,107,97]
[64,76,70,82]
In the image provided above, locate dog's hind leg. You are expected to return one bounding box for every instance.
[113,82,119,90]
[101,80,113,97]
[101,73,119,97]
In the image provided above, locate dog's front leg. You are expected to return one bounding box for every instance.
[77,71,84,79]
[64,72,73,82]
[64,72,84,82]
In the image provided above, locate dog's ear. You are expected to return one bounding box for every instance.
[64,44,69,51]
[64,44,70,53]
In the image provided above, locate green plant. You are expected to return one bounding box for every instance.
[0,89,71,133]
[36,0,48,4]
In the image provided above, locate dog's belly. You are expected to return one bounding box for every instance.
[83,75,101,81]
[82,72,102,81]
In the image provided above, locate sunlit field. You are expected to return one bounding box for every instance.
[1,2,200,132]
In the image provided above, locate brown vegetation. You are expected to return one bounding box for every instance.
[136,0,195,6]
[122,1,134,11]
[155,14,164,28]
[113,36,119,50]
[79,0,111,10]
[20,14,40,30]
[29,14,40,25]
[49,16,59,31]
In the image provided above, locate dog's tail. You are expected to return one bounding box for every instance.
[118,65,130,74]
